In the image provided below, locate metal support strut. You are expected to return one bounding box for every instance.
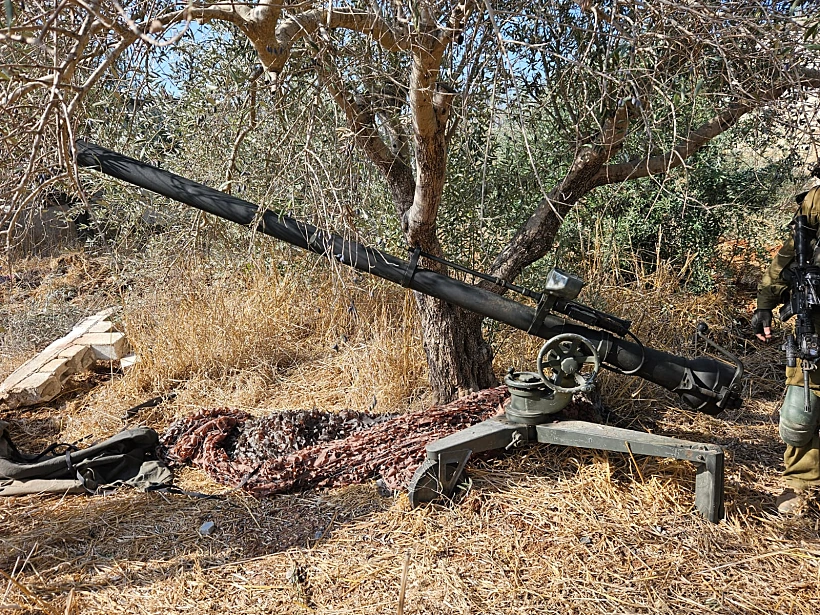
[408,416,725,522]
[534,421,725,522]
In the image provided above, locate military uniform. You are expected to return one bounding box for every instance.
[757,186,820,489]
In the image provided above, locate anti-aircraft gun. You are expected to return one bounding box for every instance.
[75,140,744,522]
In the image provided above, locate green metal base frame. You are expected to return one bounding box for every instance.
[408,415,725,523]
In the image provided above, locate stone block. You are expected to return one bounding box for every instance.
[0,355,52,392]
[0,307,126,409]
[0,308,116,394]
[75,332,130,361]
[87,321,115,334]
[3,372,62,407]
[39,357,71,382]
[120,354,140,370]
[58,344,95,372]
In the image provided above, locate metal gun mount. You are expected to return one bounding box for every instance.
[75,140,744,522]
[409,331,727,522]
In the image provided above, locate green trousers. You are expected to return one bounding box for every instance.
[784,433,820,489]
[783,363,820,488]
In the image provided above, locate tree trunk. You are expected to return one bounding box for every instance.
[395,48,498,404]
[414,293,496,404]
[314,36,504,404]
[387,167,498,404]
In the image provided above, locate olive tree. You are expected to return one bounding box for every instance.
[2,0,818,402]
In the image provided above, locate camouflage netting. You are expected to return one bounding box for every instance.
[159,387,510,495]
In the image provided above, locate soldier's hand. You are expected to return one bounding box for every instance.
[751,309,773,342]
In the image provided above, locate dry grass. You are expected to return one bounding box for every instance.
[39,250,431,444]
[2,249,819,615]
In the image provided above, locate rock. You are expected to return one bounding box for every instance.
[0,308,121,408]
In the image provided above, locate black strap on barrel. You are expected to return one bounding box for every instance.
[402,247,421,287]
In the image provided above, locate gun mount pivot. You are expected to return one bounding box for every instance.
[409,337,726,522]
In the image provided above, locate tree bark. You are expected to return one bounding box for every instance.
[414,295,496,405]
[399,42,498,403]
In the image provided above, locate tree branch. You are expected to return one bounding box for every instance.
[403,46,451,251]
[489,66,820,286]
[258,7,410,74]
[593,67,820,186]
[320,69,416,219]
[488,100,636,282]
[591,102,751,186]
[189,2,254,26]
[0,31,56,56]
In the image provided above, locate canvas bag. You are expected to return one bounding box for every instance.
[0,421,172,496]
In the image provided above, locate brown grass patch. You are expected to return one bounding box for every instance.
[2,250,819,615]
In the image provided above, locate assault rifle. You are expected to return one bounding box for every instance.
[781,215,820,414]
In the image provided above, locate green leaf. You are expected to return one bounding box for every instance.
[4,0,14,27]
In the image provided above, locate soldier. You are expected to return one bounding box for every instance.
[752,170,820,515]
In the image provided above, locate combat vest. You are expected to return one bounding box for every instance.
[757,186,820,311]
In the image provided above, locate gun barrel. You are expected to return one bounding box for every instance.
[75,140,740,415]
